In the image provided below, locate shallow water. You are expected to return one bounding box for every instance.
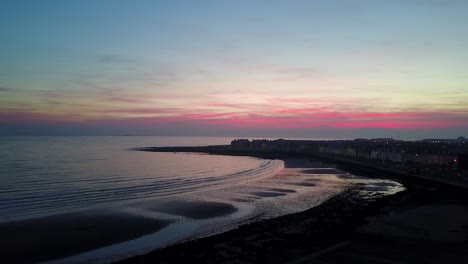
[0,136,280,222]
[0,136,404,264]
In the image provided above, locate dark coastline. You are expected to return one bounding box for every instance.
[118,146,468,264]
[135,146,468,190]
[117,184,468,264]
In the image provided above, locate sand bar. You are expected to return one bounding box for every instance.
[147,200,237,220]
[0,211,172,263]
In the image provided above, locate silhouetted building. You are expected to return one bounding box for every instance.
[422,136,467,144]
[459,152,468,170]
[231,139,250,150]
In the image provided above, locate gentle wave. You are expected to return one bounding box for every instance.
[0,136,283,222]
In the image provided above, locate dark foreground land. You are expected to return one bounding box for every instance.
[3,147,467,263]
[0,211,172,263]
[119,147,468,264]
[118,186,468,264]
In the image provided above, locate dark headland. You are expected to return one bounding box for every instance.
[120,138,468,264]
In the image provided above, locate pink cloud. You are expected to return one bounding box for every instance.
[109,97,151,104]
[192,110,468,130]
[275,107,329,115]
[2,107,468,131]
[102,108,184,115]
[205,103,248,109]
[268,98,319,104]
[330,121,457,129]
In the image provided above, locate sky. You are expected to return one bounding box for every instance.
[1,0,468,139]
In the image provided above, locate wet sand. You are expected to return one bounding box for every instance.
[250,191,287,197]
[148,200,237,220]
[107,155,467,264]
[0,211,172,263]
[4,156,450,264]
[286,182,316,187]
[2,157,339,263]
[300,168,346,174]
[117,185,468,264]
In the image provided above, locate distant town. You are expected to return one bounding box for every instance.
[138,136,468,188]
[231,137,468,184]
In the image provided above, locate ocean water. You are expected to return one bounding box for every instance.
[0,136,272,222]
[0,136,404,263]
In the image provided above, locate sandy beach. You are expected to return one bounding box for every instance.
[117,181,468,264]
[110,152,468,264]
[0,211,172,263]
[0,157,357,263]
[2,155,466,264]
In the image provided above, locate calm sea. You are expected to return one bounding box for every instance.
[0,136,403,263]
[0,136,281,222]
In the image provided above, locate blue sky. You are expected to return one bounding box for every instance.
[1,0,468,138]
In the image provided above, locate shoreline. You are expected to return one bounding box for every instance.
[117,183,468,264]
[0,210,173,263]
[3,147,467,263]
[117,147,468,263]
[116,187,373,264]
[135,146,468,191]
[1,152,348,263]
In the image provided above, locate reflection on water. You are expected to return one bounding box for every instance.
[50,162,358,264]
[339,174,406,197]
[0,137,405,264]
[0,136,282,222]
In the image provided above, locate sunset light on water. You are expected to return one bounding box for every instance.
[1,1,468,264]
